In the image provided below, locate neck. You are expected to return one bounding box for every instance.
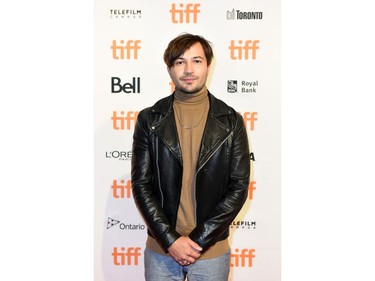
[174,86,208,105]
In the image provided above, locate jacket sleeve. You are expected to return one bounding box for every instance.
[131,111,181,252]
[189,114,250,252]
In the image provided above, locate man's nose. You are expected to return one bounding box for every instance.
[184,62,193,74]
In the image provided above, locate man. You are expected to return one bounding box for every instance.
[131,33,250,281]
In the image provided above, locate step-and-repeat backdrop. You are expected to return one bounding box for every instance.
[94,1,280,280]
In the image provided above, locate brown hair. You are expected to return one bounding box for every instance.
[163,33,214,68]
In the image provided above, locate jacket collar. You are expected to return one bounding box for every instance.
[151,91,233,118]
[151,91,235,167]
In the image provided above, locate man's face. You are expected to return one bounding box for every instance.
[168,42,211,94]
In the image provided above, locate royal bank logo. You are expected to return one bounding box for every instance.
[227,80,259,94]
[227,80,238,93]
[109,9,142,19]
[226,9,263,20]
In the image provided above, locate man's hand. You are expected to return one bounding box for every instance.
[167,236,202,266]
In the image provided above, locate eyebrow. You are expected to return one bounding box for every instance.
[176,56,205,60]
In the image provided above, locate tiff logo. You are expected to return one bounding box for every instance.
[111,111,139,130]
[242,112,258,131]
[170,3,201,23]
[229,40,260,60]
[111,40,141,59]
[169,80,175,93]
[112,179,132,199]
[112,247,141,266]
[249,181,256,200]
[230,248,256,267]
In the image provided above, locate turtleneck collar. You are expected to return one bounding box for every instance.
[174,86,208,106]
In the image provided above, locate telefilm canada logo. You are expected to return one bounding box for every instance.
[107,217,145,231]
[226,9,263,20]
[227,80,259,93]
[231,220,257,230]
[109,9,142,19]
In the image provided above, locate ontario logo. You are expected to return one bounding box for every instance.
[107,217,145,231]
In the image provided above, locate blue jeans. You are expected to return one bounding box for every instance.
[144,248,230,281]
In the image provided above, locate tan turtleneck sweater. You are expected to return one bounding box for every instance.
[146,87,229,259]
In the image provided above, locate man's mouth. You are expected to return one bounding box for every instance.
[181,77,197,83]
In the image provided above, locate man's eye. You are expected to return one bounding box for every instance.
[175,61,184,65]
[194,60,202,64]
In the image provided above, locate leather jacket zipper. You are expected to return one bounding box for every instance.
[196,131,233,174]
[155,138,164,207]
[194,130,234,222]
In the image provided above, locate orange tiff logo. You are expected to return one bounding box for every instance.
[230,248,256,267]
[111,40,141,60]
[111,111,139,130]
[242,112,258,131]
[169,81,175,93]
[229,40,260,60]
[112,247,142,266]
[112,179,132,199]
[248,181,256,200]
[170,3,201,23]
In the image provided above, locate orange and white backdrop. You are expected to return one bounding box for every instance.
[94,1,280,280]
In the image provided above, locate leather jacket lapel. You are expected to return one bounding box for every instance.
[152,110,183,164]
[197,112,232,170]
[149,92,234,168]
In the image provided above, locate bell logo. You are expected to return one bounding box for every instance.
[111,40,141,59]
[242,112,258,131]
[111,77,140,94]
[170,3,201,23]
[112,179,132,199]
[111,111,139,130]
[229,40,260,60]
[112,247,142,266]
[230,248,256,267]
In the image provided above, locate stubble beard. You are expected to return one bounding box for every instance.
[175,78,207,95]
[177,85,205,95]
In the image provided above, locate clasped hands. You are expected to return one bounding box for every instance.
[167,236,202,266]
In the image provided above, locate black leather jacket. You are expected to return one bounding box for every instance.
[131,92,250,253]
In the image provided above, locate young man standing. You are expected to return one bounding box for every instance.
[131,33,250,280]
